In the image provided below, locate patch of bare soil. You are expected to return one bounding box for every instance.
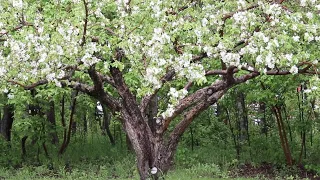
[229,162,319,179]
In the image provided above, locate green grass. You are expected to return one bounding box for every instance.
[1,133,318,180]
[0,166,261,180]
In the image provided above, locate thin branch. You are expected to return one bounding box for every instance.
[88,65,121,112]
[191,52,208,62]
[165,89,227,155]
[126,15,147,37]
[8,79,48,90]
[184,82,193,90]
[222,3,259,21]
[80,0,89,46]
[0,22,34,37]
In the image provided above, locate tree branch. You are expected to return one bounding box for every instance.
[168,90,226,146]
[88,65,121,112]
[0,21,34,37]
[80,0,89,46]
[8,79,48,90]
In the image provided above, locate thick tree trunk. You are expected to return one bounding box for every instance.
[121,109,154,180]
[106,58,236,179]
[0,104,14,141]
[147,96,158,134]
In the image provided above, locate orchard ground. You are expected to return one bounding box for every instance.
[0,133,319,180]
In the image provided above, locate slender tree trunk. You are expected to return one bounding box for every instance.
[101,104,115,145]
[60,95,67,151]
[71,91,78,135]
[0,103,14,141]
[83,111,87,134]
[21,136,28,158]
[273,106,293,166]
[59,90,78,154]
[190,126,194,151]
[297,86,307,162]
[259,102,268,138]
[236,92,248,142]
[71,121,77,135]
[226,108,240,159]
[47,101,59,144]
[282,105,293,142]
[310,99,317,147]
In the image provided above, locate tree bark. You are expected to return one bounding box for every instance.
[0,103,14,141]
[226,108,240,159]
[101,104,115,145]
[86,61,256,179]
[59,90,78,154]
[147,96,158,134]
[273,106,293,166]
[259,102,268,137]
[46,101,59,144]
[236,91,248,142]
[83,111,87,134]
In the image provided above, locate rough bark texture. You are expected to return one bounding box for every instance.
[147,96,158,134]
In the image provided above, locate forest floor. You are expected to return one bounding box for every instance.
[0,163,319,180]
[228,163,319,180]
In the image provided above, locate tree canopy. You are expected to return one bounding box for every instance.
[0,0,319,179]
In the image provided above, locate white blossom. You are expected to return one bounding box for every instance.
[306,12,313,19]
[293,36,300,42]
[289,65,298,74]
[7,93,14,99]
[12,0,23,9]
[285,54,293,61]
[202,18,208,27]
[3,88,8,93]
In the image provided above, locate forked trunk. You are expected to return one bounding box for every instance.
[121,110,179,180]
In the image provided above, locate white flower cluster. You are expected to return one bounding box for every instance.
[162,88,188,118]
[145,66,163,90]
[232,11,256,32]
[220,52,241,67]
[149,0,166,19]
[11,0,24,9]
[300,0,319,7]
[81,42,102,67]
[237,0,247,10]
[115,0,130,17]
[140,28,172,90]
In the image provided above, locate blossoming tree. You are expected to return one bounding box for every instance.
[0,0,319,179]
